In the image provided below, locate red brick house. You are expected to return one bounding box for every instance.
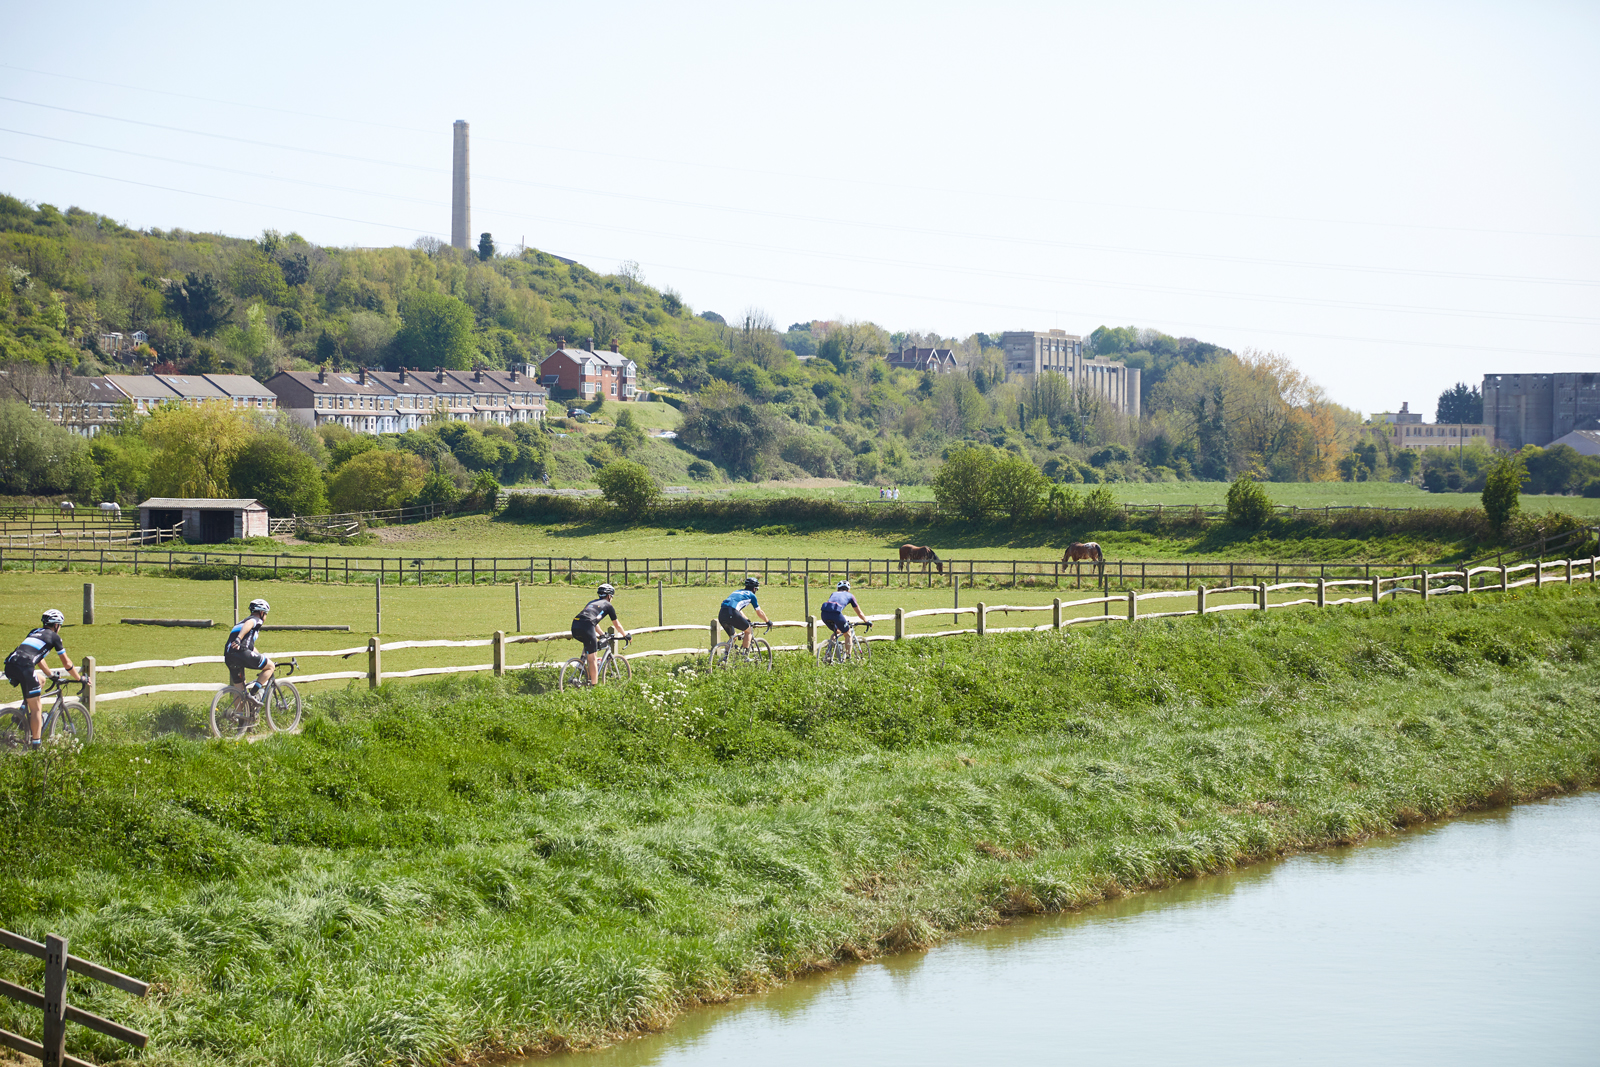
[538,339,638,401]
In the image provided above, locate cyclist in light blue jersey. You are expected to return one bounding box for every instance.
[719,577,772,653]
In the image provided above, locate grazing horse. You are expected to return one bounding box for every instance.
[898,544,944,574]
[1061,542,1104,566]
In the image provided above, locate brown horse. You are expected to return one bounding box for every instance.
[1061,542,1104,566]
[899,544,944,574]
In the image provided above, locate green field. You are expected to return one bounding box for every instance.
[1,586,1596,1065]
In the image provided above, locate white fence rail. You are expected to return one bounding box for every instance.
[5,557,1594,716]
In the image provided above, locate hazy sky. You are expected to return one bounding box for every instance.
[2,0,1596,414]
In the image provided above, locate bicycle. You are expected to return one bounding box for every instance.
[1,670,92,748]
[820,619,873,666]
[712,623,773,670]
[209,658,301,740]
[560,630,633,691]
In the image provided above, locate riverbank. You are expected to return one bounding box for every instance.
[1,588,1598,1065]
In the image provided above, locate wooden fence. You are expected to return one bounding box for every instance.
[0,927,149,1067]
[2,525,184,549]
[0,546,1524,590]
[6,556,1593,715]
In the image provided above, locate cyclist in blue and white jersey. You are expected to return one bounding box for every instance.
[225,599,276,696]
[718,577,772,652]
[820,580,869,655]
[5,610,80,750]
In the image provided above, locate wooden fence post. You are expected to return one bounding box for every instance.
[42,933,67,1067]
[367,637,381,689]
[232,574,239,621]
[1421,570,1430,602]
[1052,597,1061,629]
[1565,559,1573,585]
[1126,590,1137,622]
[895,607,904,641]
[658,580,664,628]
[807,614,816,655]
[82,582,93,625]
[1500,565,1508,592]
[975,602,986,635]
[709,619,719,659]
[514,582,522,632]
[493,631,505,677]
[1371,577,1380,604]
[1197,585,1207,615]
[82,656,95,720]
[1536,562,1543,589]
[1259,583,1269,610]
[375,571,382,635]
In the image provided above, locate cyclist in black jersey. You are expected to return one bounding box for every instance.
[572,584,628,685]
[224,599,275,695]
[5,609,80,749]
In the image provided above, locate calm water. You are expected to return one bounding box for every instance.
[541,792,1600,1066]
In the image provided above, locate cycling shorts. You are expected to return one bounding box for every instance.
[571,620,602,655]
[820,609,851,634]
[718,604,752,636]
[225,648,269,684]
[4,656,43,698]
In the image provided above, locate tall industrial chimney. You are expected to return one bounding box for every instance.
[451,120,470,250]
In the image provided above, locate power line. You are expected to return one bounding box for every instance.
[5,94,1599,288]
[6,125,1593,326]
[4,61,1595,242]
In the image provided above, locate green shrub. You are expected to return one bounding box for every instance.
[595,460,661,518]
[1226,476,1273,527]
[1482,454,1527,531]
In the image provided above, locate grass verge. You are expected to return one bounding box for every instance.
[1,588,1598,1065]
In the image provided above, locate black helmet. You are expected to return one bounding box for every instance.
[597,583,616,597]
[743,576,759,590]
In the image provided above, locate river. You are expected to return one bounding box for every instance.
[540,792,1600,1066]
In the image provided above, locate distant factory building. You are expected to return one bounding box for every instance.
[1000,330,1140,418]
[1482,373,1600,450]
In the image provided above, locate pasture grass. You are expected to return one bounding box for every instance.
[0,586,1597,1065]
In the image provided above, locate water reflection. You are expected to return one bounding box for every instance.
[540,794,1600,1066]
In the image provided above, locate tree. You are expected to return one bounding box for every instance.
[1436,383,1483,424]
[932,444,996,520]
[0,401,96,497]
[605,408,646,455]
[141,402,251,498]
[327,449,428,512]
[1225,475,1273,527]
[477,233,495,261]
[1482,454,1527,531]
[166,272,231,337]
[395,292,477,370]
[988,451,1049,523]
[595,459,660,519]
[1392,449,1419,481]
[229,433,327,516]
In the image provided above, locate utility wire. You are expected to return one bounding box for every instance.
[3,61,1595,242]
[4,93,1597,288]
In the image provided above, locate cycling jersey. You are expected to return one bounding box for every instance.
[574,598,618,625]
[821,591,856,615]
[721,589,760,613]
[8,627,64,669]
[224,616,263,656]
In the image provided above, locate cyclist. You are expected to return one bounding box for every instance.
[572,583,628,685]
[5,610,81,750]
[820,579,869,656]
[224,599,276,697]
[719,576,772,653]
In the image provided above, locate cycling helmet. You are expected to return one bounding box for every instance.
[597,583,616,597]
[743,576,760,591]
[836,580,851,591]
[248,598,270,614]
[41,609,64,627]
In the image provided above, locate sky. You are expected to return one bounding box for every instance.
[2,0,1597,415]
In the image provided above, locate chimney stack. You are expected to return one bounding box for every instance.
[509,367,518,382]
[398,367,408,384]
[317,365,327,384]
[451,120,471,251]
[586,336,594,352]
[557,336,566,351]
[435,368,446,383]
[358,366,368,385]
[474,368,483,383]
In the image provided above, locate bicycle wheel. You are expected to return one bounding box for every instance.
[559,658,590,691]
[267,680,302,733]
[851,634,872,666]
[49,699,93,744]
[820,637,839,666]
[604,649,633,685]
[209,686,255,739]
[748,638,773,670]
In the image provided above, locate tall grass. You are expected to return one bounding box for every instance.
[0,589,1597,1065]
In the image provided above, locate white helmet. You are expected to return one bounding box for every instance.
[249,599,271,614]
[41,609,65,627]
[836,580,850,591]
